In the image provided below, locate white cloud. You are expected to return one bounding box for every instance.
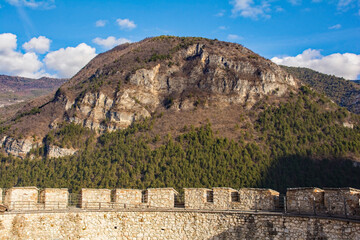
[116,18,136,30]
[272,49,360,80]
[288,0,301,5]
[328,24,342,30]
[44,43,96,78]
[92,36,131,50]
[22,36,51,54]
[95,20,107,27]
[0,33,97,79]
[275,6,285,12]
[230,0,271,19]
[337,0,359,11]
[227,34,243,41]
[0,33,43,78]
[5,0,55,9]
[338,0,354,7]
[219,26,228,30]
[0,33,17,52]
[215,10,226,17]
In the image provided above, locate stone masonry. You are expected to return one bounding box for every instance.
[184,188,279,211]
[3,187,38,211]
[80,188,111,209]
[112,189,143,208]
[184,188,214,209]
[0,210,359,239]
[323,188,360,217]
[237,188,279,211]
[146,188,178,208]
[39,188,68,210]
[286,187,325,214]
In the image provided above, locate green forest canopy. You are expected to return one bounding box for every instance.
[0,87,360,193]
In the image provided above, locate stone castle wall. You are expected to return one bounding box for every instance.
[184,187,279,211]
[286,187,360,217]
[1,186,359,219]
[112,189,143,207]
[80,189,111,209]
[3,187,39,211]
[0,210,359,239]
[286,187,324,214]
[39,188,68,210]
[146,188,178,208]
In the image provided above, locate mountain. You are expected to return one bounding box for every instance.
[353,80,360,85]
[0,36,360,193]
[0,75,68,123]
[281,66,360,114]
[0,36,297,156]
[0,75,67,108]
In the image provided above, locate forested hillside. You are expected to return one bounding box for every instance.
[1,86,359,193]
[282,66,360,114]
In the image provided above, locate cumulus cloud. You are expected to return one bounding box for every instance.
[22,36,51,54]
[92,36,131,50]
[337,0,359,12]
[0,33,43,78]
[271,49,360,80]
[95,20,107,27]
[328,24,342,30]
[5,0,55,9]
[116,18,136,30]
[288,0,301,5]
[44,43,96,78]
[0,33,17,52]
[215,10,226,17]
[227,34,243,41]
[230,0,271,19]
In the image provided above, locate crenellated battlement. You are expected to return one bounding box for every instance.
[1,186,360,219]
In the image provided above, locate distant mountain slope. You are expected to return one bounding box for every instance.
[1,36,360,193]
[281,66,360,114]
[0,75,67,108]
[353,80,360,85]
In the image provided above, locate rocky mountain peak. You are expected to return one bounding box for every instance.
[0,36,299,158]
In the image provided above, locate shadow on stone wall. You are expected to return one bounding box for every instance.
[208,215,331,240]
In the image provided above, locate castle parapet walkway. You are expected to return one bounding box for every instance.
[1,186,360,220]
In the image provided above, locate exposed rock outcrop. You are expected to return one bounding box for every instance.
[0,36,300,157]
[47,145,77,158]
[64,42,297,132]
[0,136,36,159]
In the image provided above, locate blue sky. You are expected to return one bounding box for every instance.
[0,0,359,79]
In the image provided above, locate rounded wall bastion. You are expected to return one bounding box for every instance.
[0,186,359,239]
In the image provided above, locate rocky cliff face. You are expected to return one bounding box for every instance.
[0,136,36,159]
[63,41,297,133]
[0,36,299,158]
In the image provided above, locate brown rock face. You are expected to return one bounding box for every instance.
[0,36,299,157]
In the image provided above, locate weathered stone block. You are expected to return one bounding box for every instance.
[80,188,111,209]
[112,189,143,208]
[237,188,279,211]
[4,186,39,210]
[147,188,178,208]
[40,188,68,209]
[213,187,238,209]
[184,188,213,209]
[323,188,360,217]
[286,187,324,214]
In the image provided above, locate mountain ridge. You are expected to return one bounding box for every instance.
[1,36,298,158]
[281,66,360,114]
[0,36,359,193]
[0,75,67,108]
